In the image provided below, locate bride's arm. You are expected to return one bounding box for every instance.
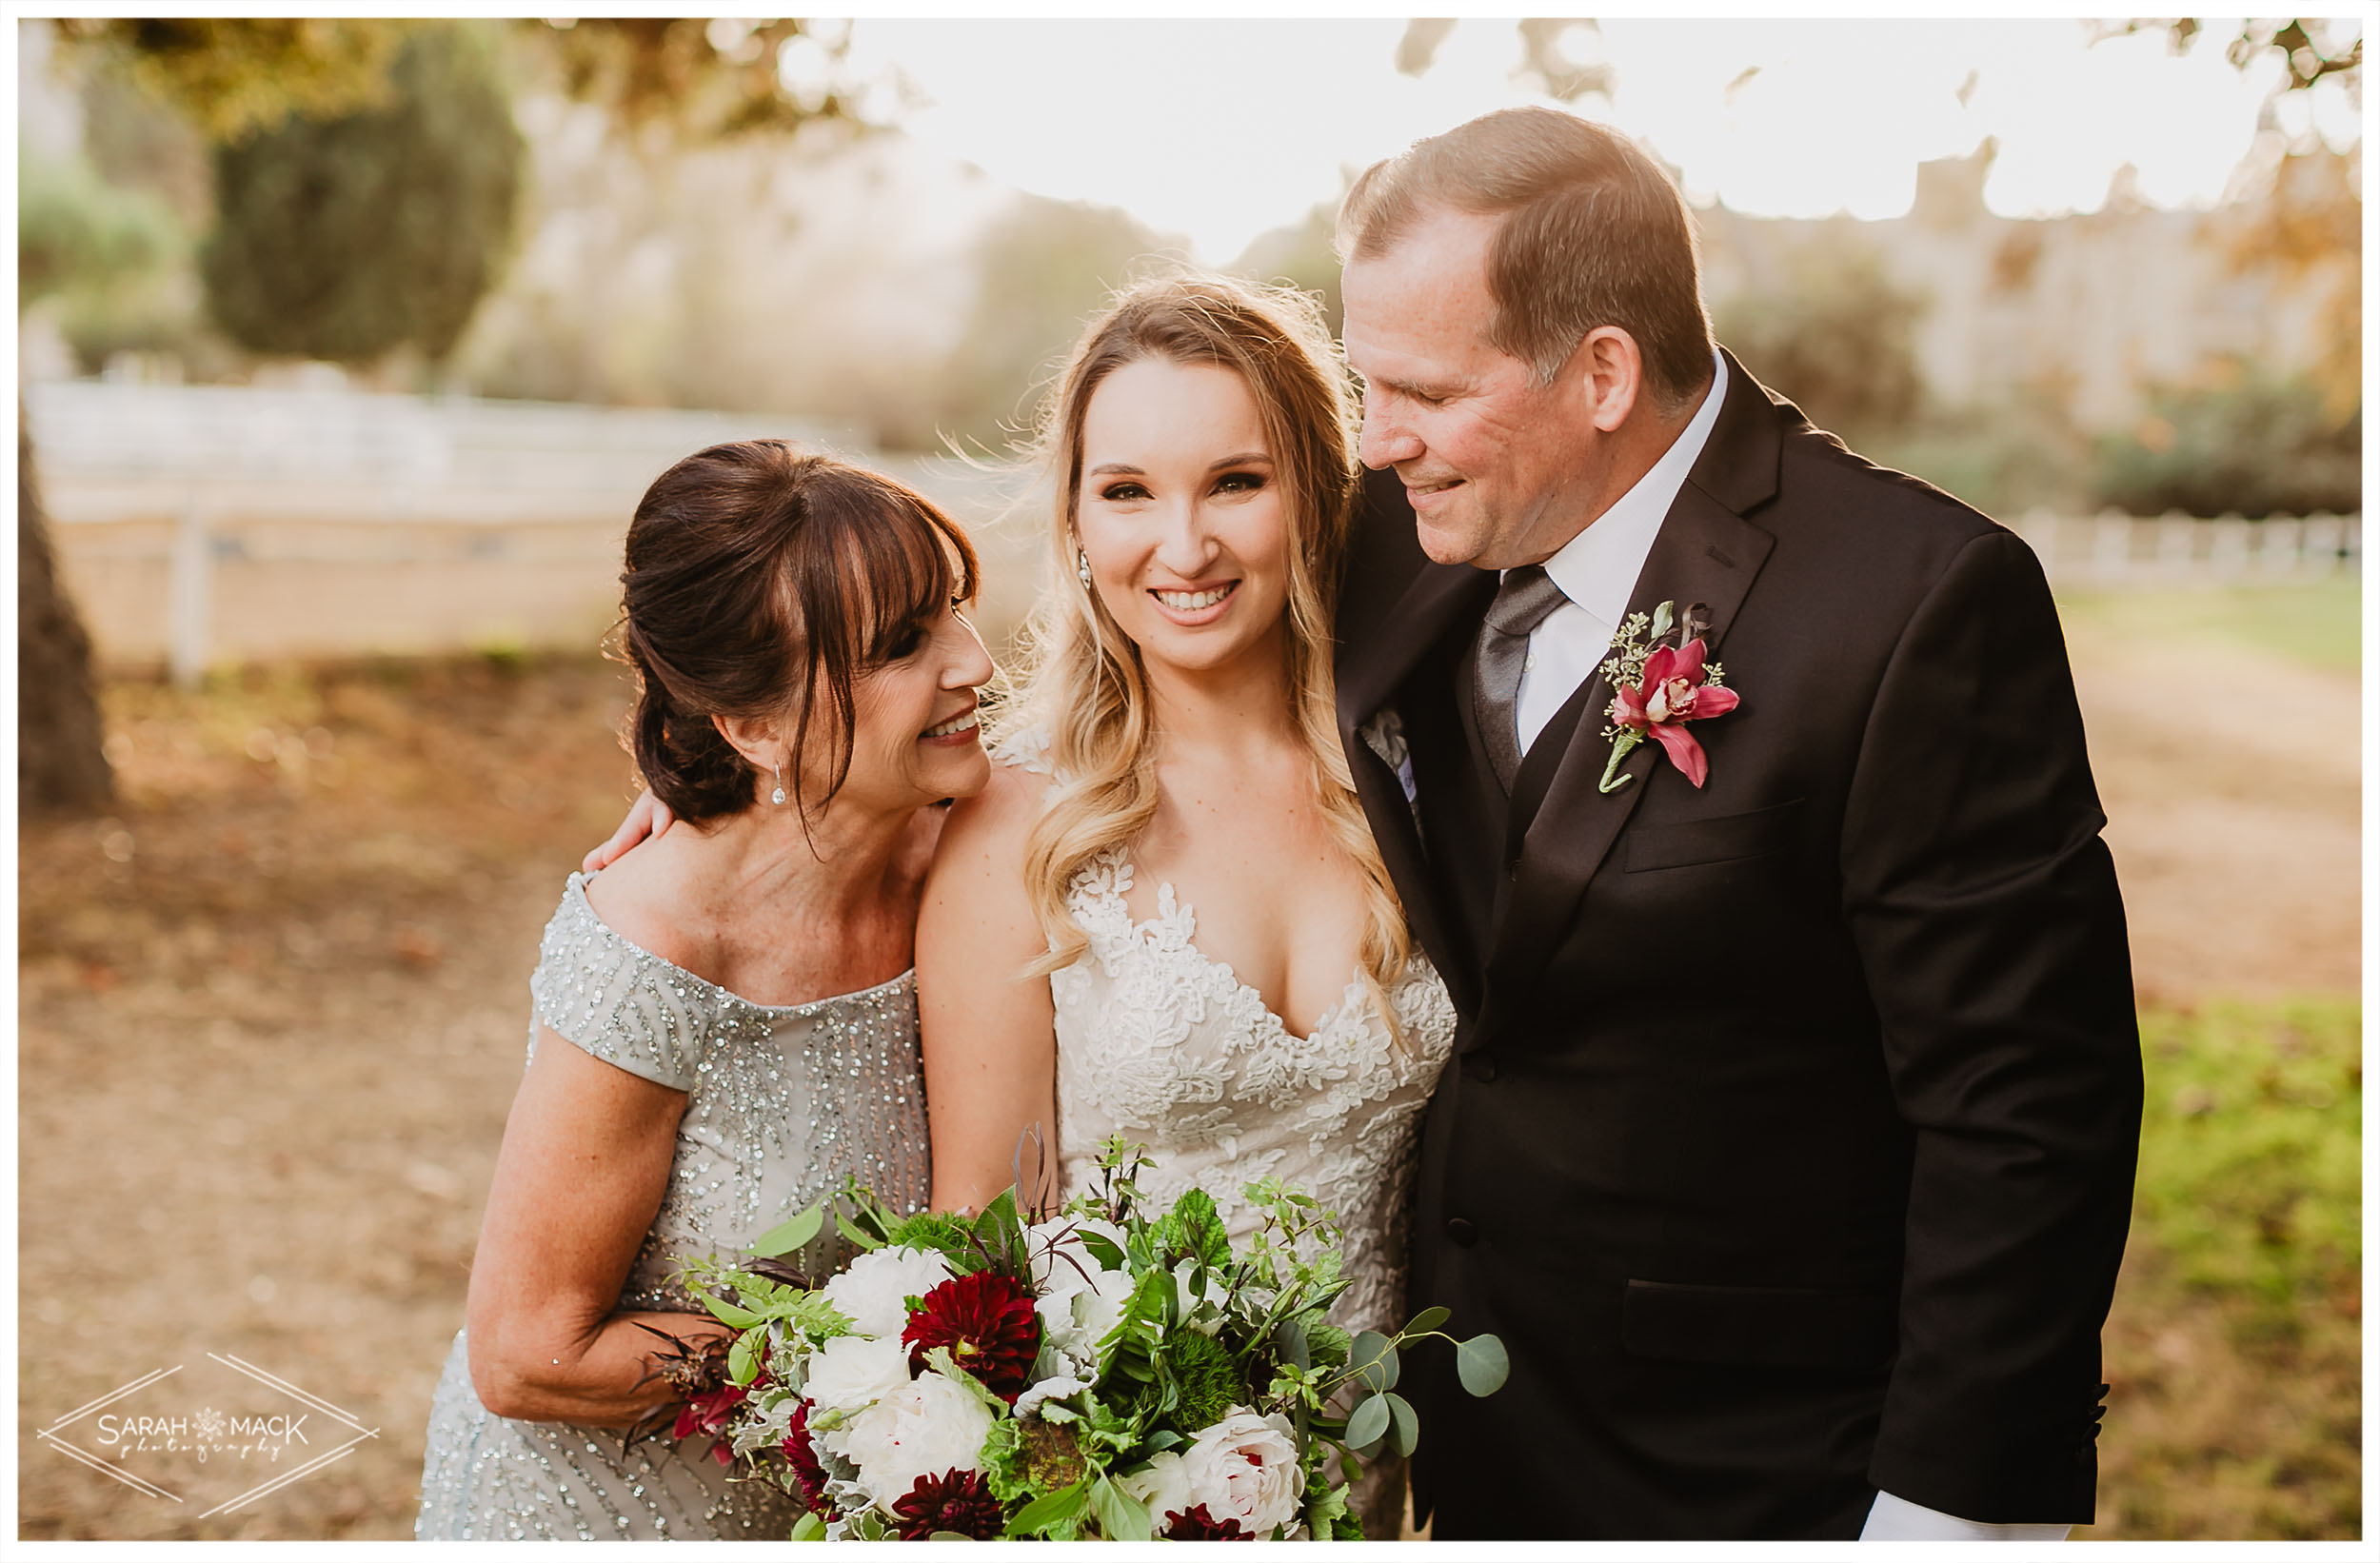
[917,763,1060,1215]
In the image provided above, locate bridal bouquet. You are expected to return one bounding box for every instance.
[662,1140,1505,1540]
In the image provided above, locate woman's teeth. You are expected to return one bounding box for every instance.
[923,711,978,739]
[1154,585,1233,610]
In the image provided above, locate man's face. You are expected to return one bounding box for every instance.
[1341,208,1602,570]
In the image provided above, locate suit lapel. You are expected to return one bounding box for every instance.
[1338,561,1498,1008]
[1471,359,1784,1046]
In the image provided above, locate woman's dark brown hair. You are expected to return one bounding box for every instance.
[618,442,979,822]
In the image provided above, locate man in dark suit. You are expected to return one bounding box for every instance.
[1331,109,2142,1540]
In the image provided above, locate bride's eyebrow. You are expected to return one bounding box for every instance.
[1208,451,1272,470]
[1088,462,1145,477]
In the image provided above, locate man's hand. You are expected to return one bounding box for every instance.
[583,790,673,874]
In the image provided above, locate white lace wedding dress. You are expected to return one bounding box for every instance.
[1009,736,1458,1535]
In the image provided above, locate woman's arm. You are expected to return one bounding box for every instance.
[917,763,1061,1215]
[465,1027,719,1427]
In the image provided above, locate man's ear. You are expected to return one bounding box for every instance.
[1577,326,1644,433]
[711,712,783,775]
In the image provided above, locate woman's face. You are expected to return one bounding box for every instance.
[822,602,995,813]
[1074,358,1295,679]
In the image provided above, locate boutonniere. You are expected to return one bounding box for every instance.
[1597,600,1739,794]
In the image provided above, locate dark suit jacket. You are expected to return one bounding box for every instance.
[1334,350,2142,1540]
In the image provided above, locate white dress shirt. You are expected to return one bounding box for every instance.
[1510,349,2069,1543]
[1512,350,1728,754]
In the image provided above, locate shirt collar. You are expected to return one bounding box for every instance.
[1537,348,1730,633]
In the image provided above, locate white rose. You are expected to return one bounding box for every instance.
[820,1245,953,1338]
[1118,1449,1194,1528]
[800,1334,913,1417]
[837,1370,995,1513]
[1039,1264,1137,1364]
[1173,1409,1304,1536]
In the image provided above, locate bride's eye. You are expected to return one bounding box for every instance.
[1098,481,1150,504]
[1213,470,1267,496]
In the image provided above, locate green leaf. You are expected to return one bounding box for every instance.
[1088,1474,1155,1541]
[1403,1305,1450,1335]
[791,1509,828,1541]
[698,1294,764,1330]
[1076,1229,1125,1270]
[748,1202,826,1259]
[1650,600,1675,641]
[928,1531,974,1540]
[1456,1333,1510,1396]
[1384,1391,1418,1457]
[1349,1329,1399,1394]
[1343,1391,1390,1452]
[1006,1478,1090,1538]
[1274,1315,1311,1372]
[726,1332,758,1386]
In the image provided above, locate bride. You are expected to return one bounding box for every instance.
[917,274,1455,1534]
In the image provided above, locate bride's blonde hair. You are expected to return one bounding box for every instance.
[992,272,1412,1029]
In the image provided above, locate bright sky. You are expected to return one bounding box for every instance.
[834,15,2365,263]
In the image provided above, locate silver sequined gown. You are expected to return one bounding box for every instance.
[415,872,931,1541]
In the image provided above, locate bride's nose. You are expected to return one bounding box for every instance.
[1153,499,1219,578]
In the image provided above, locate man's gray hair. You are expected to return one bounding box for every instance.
[1338,108,1715,415]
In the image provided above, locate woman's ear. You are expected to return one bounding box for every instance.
[710,712,783,776]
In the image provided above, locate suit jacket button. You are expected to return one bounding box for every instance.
[1444,1217,1478,1247]
[1464,1054,1497,1082]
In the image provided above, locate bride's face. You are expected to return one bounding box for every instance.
[1074,358,1293,679]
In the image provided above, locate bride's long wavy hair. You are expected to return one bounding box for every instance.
[992,272,1413,1033]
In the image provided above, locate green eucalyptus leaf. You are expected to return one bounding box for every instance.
[748,1202,826,1259]
[1343,1391,1390,1452]
[1349,1330,1399,1394]
[1384,1391,1418,1457]
[1456,1333,1510,1396]
[1403,1305,1450,1335]
[1274,1315,1311,1372]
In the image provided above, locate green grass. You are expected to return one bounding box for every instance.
[2055,578,2362,675]
[2086,999,2363,1539]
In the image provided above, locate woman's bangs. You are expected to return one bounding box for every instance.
[843,494,979,664]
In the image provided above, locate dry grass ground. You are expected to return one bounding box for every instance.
[15,583,2360,1540]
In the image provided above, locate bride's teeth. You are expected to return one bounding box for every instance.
[923,712,978,739]
[1156,586,1231,610]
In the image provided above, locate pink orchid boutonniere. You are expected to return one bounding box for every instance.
[1597,600,1741,793]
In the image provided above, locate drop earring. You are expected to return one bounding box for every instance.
[770,763,786,807]
[1077,549,1093,589]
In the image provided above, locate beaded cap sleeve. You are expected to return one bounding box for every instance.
[526,877,706,1091]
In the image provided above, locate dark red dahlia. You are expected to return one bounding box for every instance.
[901,1271,1041,1399]
[891,1468,1006,1540]
[1163,1504,1254,1540]
[780,1401,832,1513]
[672,1370,763,1466]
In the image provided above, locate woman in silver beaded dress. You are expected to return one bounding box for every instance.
[414,445,994,1541]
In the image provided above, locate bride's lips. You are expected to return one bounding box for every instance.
[919,702,981,747]
[1147,580,1240,626]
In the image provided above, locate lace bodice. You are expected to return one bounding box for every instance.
[1050,842,1456,1335]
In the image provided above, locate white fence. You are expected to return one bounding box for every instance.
[2003,507,2360,586]
[26,381,2360,679]
[27,380,1041,681]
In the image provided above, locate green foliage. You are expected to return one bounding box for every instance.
[1163,1330,1245,1432]
[201,22,524,366]
[17,152,184,310]
[2132,999,2360,1344]
[518,18,870,143]
[58,18,403,144]
[2090,372,2361,519]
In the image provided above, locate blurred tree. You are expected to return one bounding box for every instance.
[53,18,402,143]
[933,193,1179,452]
[17,152,180,308]
[202,25,523,366]
[1229,200,1345,339]
[1711,226,1929,450]
[518,18,873,145]
[2091,371,2361,519]
[18,418,112,811]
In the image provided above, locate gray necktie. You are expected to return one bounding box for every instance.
[1472,564,1572,793]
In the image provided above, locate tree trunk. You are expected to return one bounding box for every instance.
[18,413,112,811]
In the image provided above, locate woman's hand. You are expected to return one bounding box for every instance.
[916,765,1062,1215]
[465,1027,715,1427]
[583,791,675,875]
